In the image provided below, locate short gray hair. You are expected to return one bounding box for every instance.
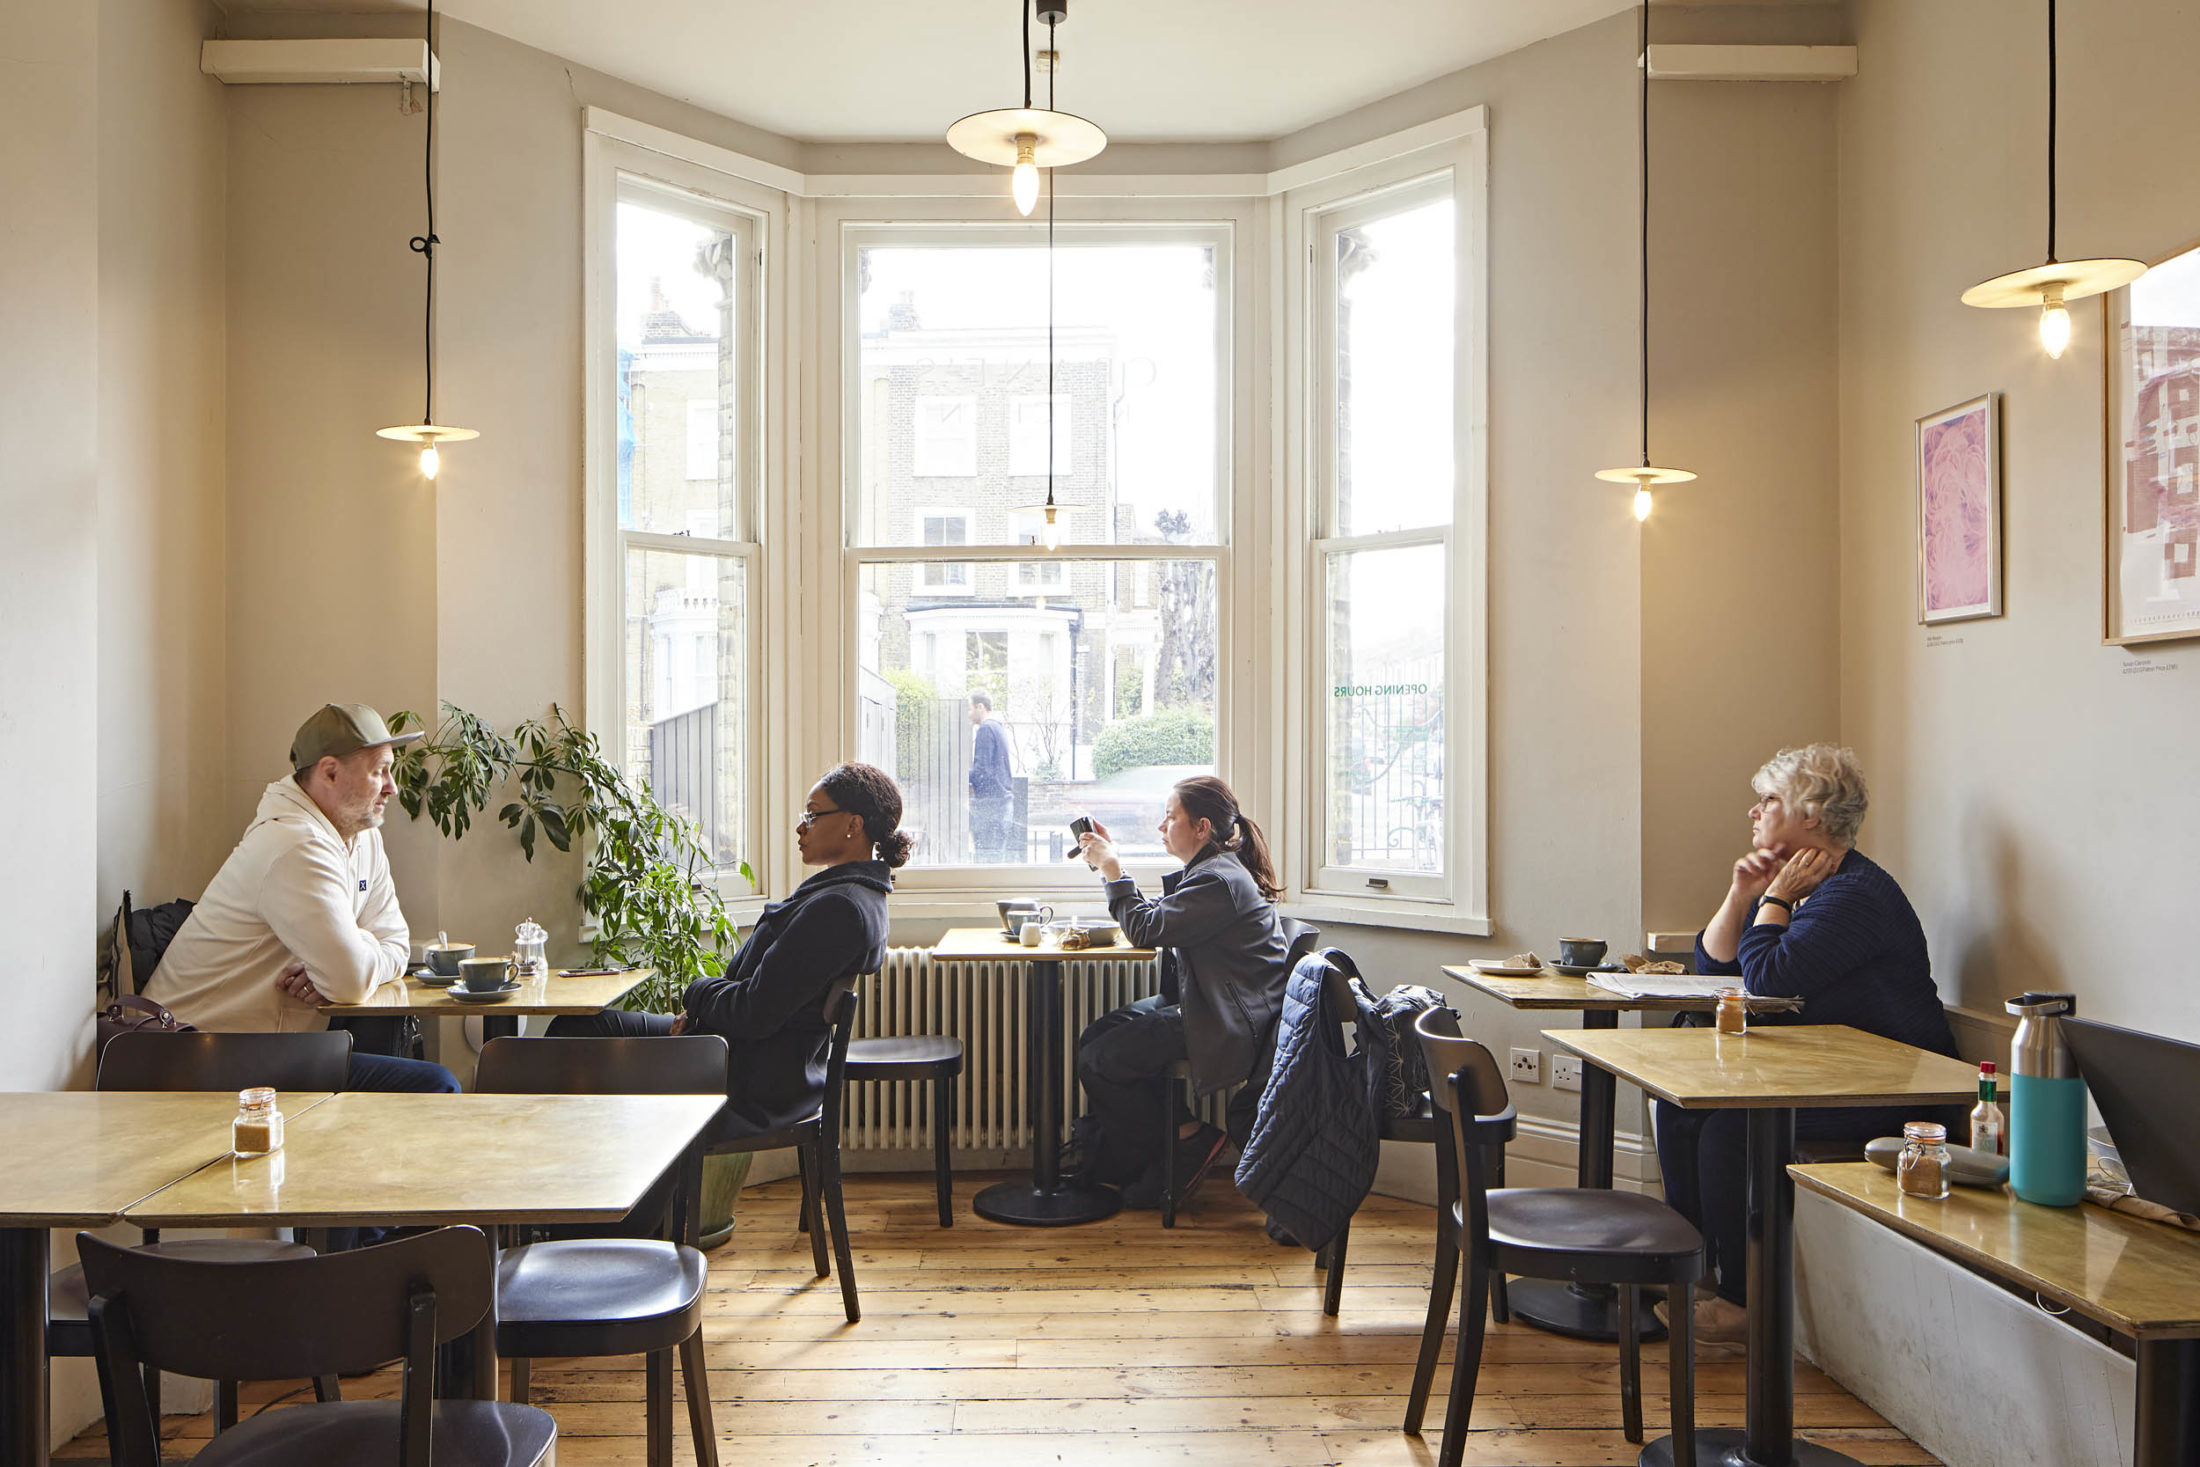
[1751,743,1868,845]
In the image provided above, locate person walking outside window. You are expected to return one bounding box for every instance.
[968,692,1015,863]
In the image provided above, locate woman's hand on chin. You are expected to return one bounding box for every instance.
[1765,846,1836,904]
[1731,847,1784,900]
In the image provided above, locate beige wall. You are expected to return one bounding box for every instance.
[1837,0,2200,1042]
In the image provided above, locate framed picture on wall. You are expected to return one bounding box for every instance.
[1915,393,2002,625]
[2104,238,2200,646]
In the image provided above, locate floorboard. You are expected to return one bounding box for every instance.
[57,1171,1937,1465]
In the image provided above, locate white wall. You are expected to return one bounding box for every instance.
[1837,0,2200,1042]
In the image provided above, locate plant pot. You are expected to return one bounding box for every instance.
[697,1149,753,1251]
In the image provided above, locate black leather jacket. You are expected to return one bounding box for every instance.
[1105,849,1288,1094]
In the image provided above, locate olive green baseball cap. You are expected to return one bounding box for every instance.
[289,703,423,773]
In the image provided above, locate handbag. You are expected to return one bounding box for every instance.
[96,994,195,1057]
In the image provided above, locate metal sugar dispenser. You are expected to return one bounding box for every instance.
[513,917,549,979]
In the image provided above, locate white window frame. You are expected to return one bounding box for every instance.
[584,133,786,903]
[915,508,974,595]
[1283,130,1489,932]
[831,211,1244,900]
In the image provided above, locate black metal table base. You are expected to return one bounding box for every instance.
[1638,1428,1863,1467]
[1506,1278,1665,1342]
[973,1178,1121,1227]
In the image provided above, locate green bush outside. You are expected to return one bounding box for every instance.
[885,668,936,762]
[1093,708,1214,780]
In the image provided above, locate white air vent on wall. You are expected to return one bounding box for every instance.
[1645,45,1858,83]
[199,39,437,89]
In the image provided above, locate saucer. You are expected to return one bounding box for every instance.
[1469,959,1543,977]
[450,982,521,1003]
[416,970,459,988]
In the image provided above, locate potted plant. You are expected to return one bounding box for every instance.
[390,702,755,1244]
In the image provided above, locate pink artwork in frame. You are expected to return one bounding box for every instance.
[1915,393,2002,624]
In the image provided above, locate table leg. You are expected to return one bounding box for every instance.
[478,1014,521,1044]
[973,963,1122,1227]
[1,1227,47,1467]
[435,1307,499,1401]
[2136,1337,2200,1467]
[1640,1105,1854,1467]
[1509,1010,1664,1344]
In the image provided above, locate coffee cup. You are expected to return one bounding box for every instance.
[427,942,475,978]
[996,899,1040,935]
[1557,937,1608,968]
[458,956,511,992]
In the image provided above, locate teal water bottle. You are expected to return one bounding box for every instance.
[2005,992,2087,1207]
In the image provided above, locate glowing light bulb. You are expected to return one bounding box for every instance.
[1633,486,1653,522]
[1011,135,1039,217]
[1042,502,1061,551]
[2038,287,2071,359]
[419,444,441,480]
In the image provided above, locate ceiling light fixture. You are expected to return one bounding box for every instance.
[946,0,1106,219]
[375,0,475,477]
[1960,0,2144,358]
[1597,0,1694,522]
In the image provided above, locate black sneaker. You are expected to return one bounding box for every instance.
[1170,1124,1231,1205]
[1058,1114,1103,1180]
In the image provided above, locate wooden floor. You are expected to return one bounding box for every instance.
[61,1171,1938,1466]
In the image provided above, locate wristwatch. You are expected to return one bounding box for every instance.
[1759,894,1795,913]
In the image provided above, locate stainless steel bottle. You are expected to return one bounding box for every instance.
[2005,992,2086,1206]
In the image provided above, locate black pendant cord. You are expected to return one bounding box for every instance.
[1021,0,1033,110]
[408,0,439,426]
[2045,0,2058,264]
[1636,0,1650,468]
[1045,13,1057,512]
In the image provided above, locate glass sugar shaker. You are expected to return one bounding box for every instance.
[1897,1120,1951,1200]
[233,1087,284,1156]
[514,917,548,978]
[1715,987,1749,1037]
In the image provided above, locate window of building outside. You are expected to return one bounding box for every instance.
[611,184,756,877]
[851,229,1226,870]
[918,511,971,593]
[1310,179,1458,902]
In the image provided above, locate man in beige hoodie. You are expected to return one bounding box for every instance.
[145,703,459,1092]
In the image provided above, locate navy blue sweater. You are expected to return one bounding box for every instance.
[1695,849,1957,1058]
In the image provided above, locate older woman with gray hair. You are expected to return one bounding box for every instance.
[1655,742,1958,1345]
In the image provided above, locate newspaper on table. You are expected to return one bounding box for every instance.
[1586,972,1738,1000]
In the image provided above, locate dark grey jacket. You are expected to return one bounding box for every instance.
[1104,849,1287,1094]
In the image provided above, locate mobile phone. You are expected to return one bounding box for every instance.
[1069,815,1095,839]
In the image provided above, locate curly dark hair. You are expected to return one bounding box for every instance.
[817,762,913,869]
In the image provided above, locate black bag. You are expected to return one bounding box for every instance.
[99,890,196,999]
[95,994,196,1059]
[1369,982,1453,1118]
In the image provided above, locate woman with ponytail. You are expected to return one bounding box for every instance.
[550,762,905,1136]
[1069,775,1289,1206]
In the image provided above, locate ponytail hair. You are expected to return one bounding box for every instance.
[1171,775,1281,900]
[818,762,913,869]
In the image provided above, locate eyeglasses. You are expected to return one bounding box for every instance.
[797,806,851,828]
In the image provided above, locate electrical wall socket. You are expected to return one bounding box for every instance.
[1508,1047,1541,1085]
[1551,1054,1583,1093]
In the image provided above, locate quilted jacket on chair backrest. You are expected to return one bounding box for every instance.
[1233,950,1381,1250]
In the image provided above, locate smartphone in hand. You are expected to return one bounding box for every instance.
[1068,814,1096,867]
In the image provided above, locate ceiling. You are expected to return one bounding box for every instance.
[240,0,1640,143]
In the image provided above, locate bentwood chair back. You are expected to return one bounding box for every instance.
[1413,1012,1701,1467]
[55,1030,357,1432]
[475,1035,727,1467]
[701,976,864,1322]
[79,1226,554,1467]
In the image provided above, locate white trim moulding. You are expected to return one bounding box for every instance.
[200,38,437,88]
[1645,44,1858,82]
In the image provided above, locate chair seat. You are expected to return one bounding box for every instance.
[192,1399,555,1467]
[846,1036,964,1075]
[1482,1189,1701,1261]
[1793,1137,1868,1164]
[496,1239,708,1357]
[48,1239,315,1352]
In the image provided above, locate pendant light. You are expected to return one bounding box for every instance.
[376,0,475,477]
[1960,0,2143,357]
[946,0,1106,218]
[1596,0,1694,521]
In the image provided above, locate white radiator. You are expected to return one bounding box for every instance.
[843,946,1227,1166]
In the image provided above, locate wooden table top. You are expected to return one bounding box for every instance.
[1443,965,1723,1012]
[122,1091,724,1228]
[1541,1024,1979,1109]
[321,967,650,1017]
[0,1091,335,1227]
[1792,1162,2200,1340]
[933,927,1157,963]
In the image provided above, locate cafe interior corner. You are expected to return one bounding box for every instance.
[7,0,2200,1463]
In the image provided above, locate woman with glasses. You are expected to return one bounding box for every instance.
[550,762,906,1135]
[1068,775,1288,1207]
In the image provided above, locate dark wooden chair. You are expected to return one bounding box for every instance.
[474,1034,728,1467]
[1158,919,1321,1228]
[699,977,863,1321]
[1410,1012,1701,1464]
[845,1033,963,1227]
[51,1030,355,1433]
[79,1224,554,1467]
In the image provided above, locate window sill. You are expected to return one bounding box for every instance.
[1281,899,1493,938]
